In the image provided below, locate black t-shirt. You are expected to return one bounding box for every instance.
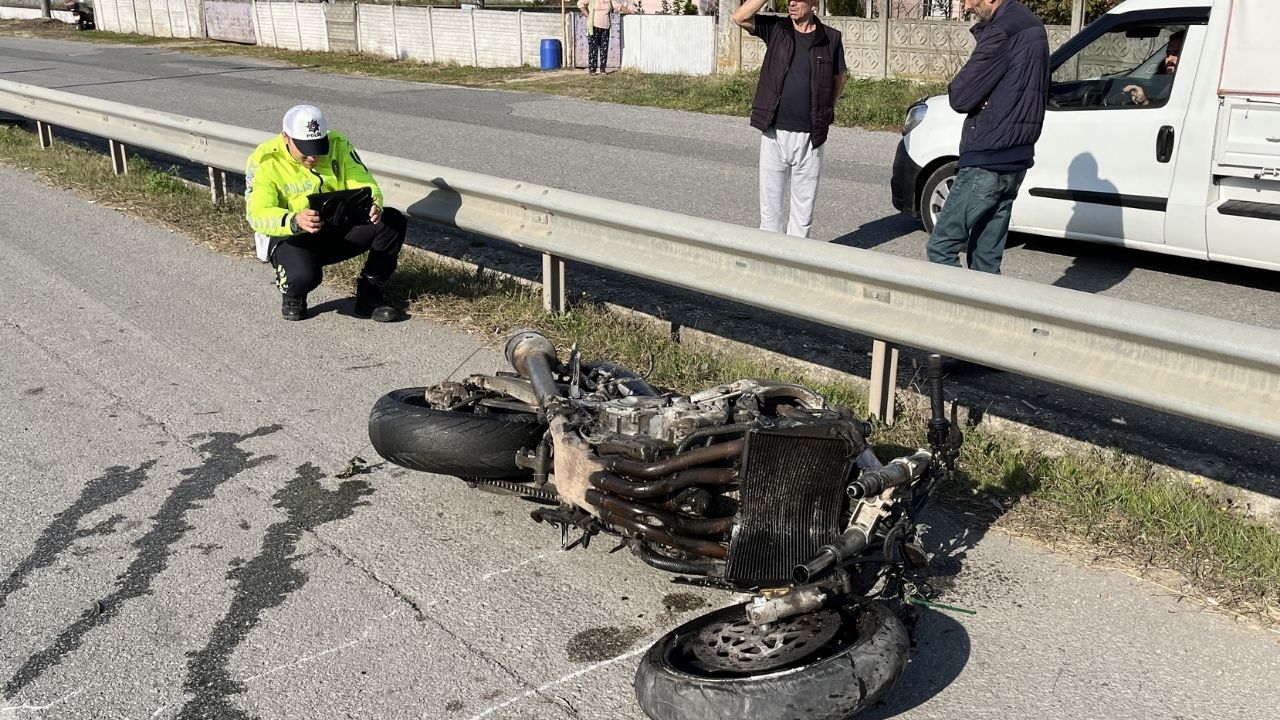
[752,17,848,134]
[775,30,817,132]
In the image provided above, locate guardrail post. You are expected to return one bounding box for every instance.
[879,0,890,80]
[109,139,128,175]
[208,166,228,204]
[36,121,53,148]
[542,253,566,313]
[869,339,899,425]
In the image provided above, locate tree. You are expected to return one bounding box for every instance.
[827,0,866,16]
[1021,0,1122,25]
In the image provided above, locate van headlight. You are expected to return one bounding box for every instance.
[902,102,928,136]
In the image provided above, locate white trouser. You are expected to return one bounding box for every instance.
[758,128,825,238]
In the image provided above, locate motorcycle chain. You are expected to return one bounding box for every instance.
[464,477,559,503]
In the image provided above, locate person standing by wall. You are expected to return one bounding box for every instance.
[925,0,1049,274]
[577,0,634,75]
[733,0,847,239]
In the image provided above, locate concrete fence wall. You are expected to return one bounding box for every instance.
[94,0,202,38]
[0,6,75,21]
[739,17,1073,80]
[32,1,1082,79]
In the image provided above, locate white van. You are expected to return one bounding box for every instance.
[890,0,1280,271]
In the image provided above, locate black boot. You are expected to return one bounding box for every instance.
[281,294,307,321]
[355,276,401,322]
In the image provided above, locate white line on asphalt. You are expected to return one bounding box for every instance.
[480,551,556,581]
[465,644,650,720]
[0,689,83,717]
[240,639,360,685]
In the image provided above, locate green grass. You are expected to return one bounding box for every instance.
[1,77,1276,626]
[0,19,943,131]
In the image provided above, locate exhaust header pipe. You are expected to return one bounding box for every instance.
[504,330,563,410]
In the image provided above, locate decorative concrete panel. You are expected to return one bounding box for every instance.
[742,33,764,71]
[392,5,434,62]
[356,3,395,57]
[827,18,882,78]
[267,2,300,49]
[147,0,172,37]
[740,18,1076,81]
[431,10,476,65]
[473,10,521,68]
[887,19,971,80]
[296,4,326,51]
[324,2,356,53]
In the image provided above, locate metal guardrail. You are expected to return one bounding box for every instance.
[3,78,1279,441]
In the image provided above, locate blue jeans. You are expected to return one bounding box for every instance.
[926,166,1026,275]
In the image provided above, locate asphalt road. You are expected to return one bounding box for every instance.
[3,160,1280,720]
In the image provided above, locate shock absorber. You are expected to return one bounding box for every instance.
[926,354,962,485]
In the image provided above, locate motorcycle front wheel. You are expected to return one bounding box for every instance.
[634,600,909,720]
[368,387,546,478]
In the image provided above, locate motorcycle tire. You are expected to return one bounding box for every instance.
[368,387,546,479]
[634,600,909,720]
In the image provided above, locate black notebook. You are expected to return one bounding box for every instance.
[308,187,374,227]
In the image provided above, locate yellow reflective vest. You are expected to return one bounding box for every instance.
[244,131,384,238]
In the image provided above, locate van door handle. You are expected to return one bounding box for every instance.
[1157,125,1175,163]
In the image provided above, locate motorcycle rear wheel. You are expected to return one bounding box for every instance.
[634,600,909,720]
[368,387,545,478]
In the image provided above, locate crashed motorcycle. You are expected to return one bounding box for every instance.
[368,330,963,720]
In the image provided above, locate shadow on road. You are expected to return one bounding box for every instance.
[830,213,920,250]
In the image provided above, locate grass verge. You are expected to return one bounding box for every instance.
[0,19,943,131]
[1,121,1277,628]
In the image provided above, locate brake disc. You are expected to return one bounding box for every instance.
[688,608,842,673]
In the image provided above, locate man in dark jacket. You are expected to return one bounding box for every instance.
[734,0,846,238]
[926,0,1049,274]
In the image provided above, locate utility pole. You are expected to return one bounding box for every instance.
[1070,0,1086,35]
[40,0,52,19]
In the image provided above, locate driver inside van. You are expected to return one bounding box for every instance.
[1122,29,1184,106]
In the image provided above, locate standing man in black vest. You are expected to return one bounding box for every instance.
[734,0,846,239]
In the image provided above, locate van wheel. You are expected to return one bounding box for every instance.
[919,161,957,235]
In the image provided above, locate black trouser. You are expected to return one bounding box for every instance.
[270,208,406,298]
[587,26,610,72]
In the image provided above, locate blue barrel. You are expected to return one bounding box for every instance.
[539,38,562,71]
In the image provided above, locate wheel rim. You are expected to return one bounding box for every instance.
[687,609,843,673]
[927,175,954,228]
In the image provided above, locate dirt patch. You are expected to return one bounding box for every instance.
[0,18,77,37]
